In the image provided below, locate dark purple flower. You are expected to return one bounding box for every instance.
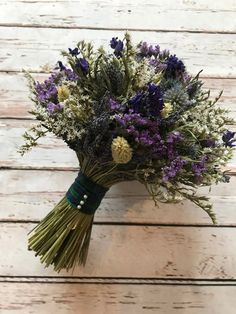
[58,61,66,71]
[222,130,236,147]
[110,37,119,49]
[147,83,164,117]
[148,83,159,94]
[68,47,79,56]
[129,92,144,113]
[164,54,185,79]
[76,58,89,74]
[110,37,124,57]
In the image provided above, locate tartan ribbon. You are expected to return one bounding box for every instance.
[66,172,109,215]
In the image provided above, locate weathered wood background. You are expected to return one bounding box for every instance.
[0,1,236,313]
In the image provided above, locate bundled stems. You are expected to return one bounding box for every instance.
[28,154,127,272]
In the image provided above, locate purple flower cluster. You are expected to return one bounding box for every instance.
[128,83,164,117]
[35,73,59,103]
[76,58,89,75]
[138,42,160,58]
[115,112,166,158]
[47,102,63,115]
[164,55,186,79]
[110,37,124,57]
[58,61,78,81]
[109,99,121,110]
[149,59,167,72]
[167,131,183,160]
[162,157,187,182]
[192,155,208,183]
[67,47,89,75]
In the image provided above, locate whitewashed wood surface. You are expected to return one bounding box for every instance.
[0,1,236,313]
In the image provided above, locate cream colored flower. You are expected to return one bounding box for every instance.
[58,85,70,102]
[161,102,173,118]
[111,136,133,164]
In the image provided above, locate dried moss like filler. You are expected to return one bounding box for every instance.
[66,172,109,214]
[28,171,109,272]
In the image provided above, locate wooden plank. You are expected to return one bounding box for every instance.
[1,223,236,278]
[1,119,236,171]
[0,0,236,33]
[0,27,235,77]
[1,282,236,314]
[1,170,236,225]
[1,73,236,119]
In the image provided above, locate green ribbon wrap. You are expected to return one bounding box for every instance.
[66,172,109,215]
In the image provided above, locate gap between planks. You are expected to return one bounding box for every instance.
[1,276,236,286]
[0,23,236,35]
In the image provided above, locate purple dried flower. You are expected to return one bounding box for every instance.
[35,79,58,103]
[192,155,208,177]
[138,42,160,58]
[222,130,236,147]
[68,47,79,56]
[46,102,57,114]
[65,68,79,81]
[139,42,149,56]
[162,157,187,182]
[147,83,164,116]
[76,58,89,74]
[56,61,78,81]
[110,37,124,57]
[129,92,144,113]
[166,131,183,160]
[148,45,160,57]
[109,99,121,110]
[164,55,185,79]
[58,61,66,71]
[46,102,63,115]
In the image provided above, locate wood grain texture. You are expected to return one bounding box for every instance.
[1,170,236,225]
[1,73,236,118]
[1,119,236,171]
[1,282,236,314]
[0,27,235,77]
[0,0,236,33]
[1,223,236,278]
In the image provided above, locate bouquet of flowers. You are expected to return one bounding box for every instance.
[19,33,235,272]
